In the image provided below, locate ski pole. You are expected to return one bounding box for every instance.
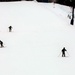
[66,51,70,57]
[58,51,61,57]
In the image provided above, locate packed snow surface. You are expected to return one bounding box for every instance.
[0,1,75,75]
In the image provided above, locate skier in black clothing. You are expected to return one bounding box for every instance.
[0,40,4,48]
[8,26,12,32]
[62,47,67,57]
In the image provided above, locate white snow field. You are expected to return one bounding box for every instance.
[0,1,75,75]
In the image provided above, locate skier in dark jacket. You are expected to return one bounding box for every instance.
[0,40,4,48]
[8,26,12,32]
[62,47,67,57]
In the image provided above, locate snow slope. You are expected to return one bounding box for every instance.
[0,1,75,75]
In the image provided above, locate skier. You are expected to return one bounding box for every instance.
[62,47,67,57]
[0,40,4,48]
[8,26,12,32]
[68,14,71,19]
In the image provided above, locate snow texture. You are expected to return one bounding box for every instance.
[0,1,75,75]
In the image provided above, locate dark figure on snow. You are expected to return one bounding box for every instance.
[8,26,12,32]
[0,40,4,48]
[62,47,67,57]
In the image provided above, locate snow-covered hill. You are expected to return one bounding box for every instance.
[0,1,75,75]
